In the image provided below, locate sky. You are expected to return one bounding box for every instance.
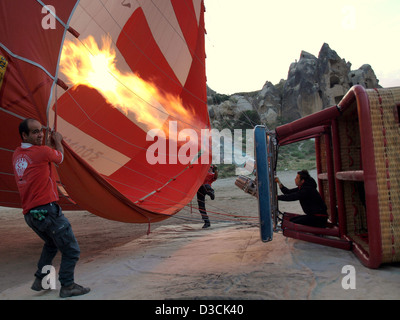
[204,0,400,95]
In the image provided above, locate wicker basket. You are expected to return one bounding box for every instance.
[367,87,400,264]
[337,86,400,266]
[277,85,400,268]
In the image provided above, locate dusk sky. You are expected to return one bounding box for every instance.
[205,0,400,94]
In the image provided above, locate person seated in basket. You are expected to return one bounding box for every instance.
[275,170,328,228]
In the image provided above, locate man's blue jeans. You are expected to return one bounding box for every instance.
[24,202,80,287]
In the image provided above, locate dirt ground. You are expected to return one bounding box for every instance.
[1,170,400,300]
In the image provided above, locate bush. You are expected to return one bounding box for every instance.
[210,93,230,105]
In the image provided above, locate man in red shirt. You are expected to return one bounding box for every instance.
[196,165,218,228]
[12,118,90,298]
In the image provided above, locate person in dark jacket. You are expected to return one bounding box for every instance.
[197,165,218,229]
[275,170,328,227]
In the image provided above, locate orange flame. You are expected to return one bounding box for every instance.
[60,35,193,131]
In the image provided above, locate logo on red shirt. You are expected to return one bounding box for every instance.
[14,155,30,180]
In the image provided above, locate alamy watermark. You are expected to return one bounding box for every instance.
[145,121,255,173]
[41,265,57,290]
[41,5,57,30]
[341,265,356,290]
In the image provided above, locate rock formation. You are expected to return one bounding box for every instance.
[208,43,380,128]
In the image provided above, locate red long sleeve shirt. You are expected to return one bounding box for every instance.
[12,143,63,214]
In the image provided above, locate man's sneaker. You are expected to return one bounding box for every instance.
[60,283,90,298]
[31,277,44,291]
[202,221,211,229]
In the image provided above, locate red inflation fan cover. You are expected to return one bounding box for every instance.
[0,0,210,223]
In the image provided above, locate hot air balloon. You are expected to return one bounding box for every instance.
[0,0,210,226]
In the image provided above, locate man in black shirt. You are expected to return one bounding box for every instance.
[275,170,328,228]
